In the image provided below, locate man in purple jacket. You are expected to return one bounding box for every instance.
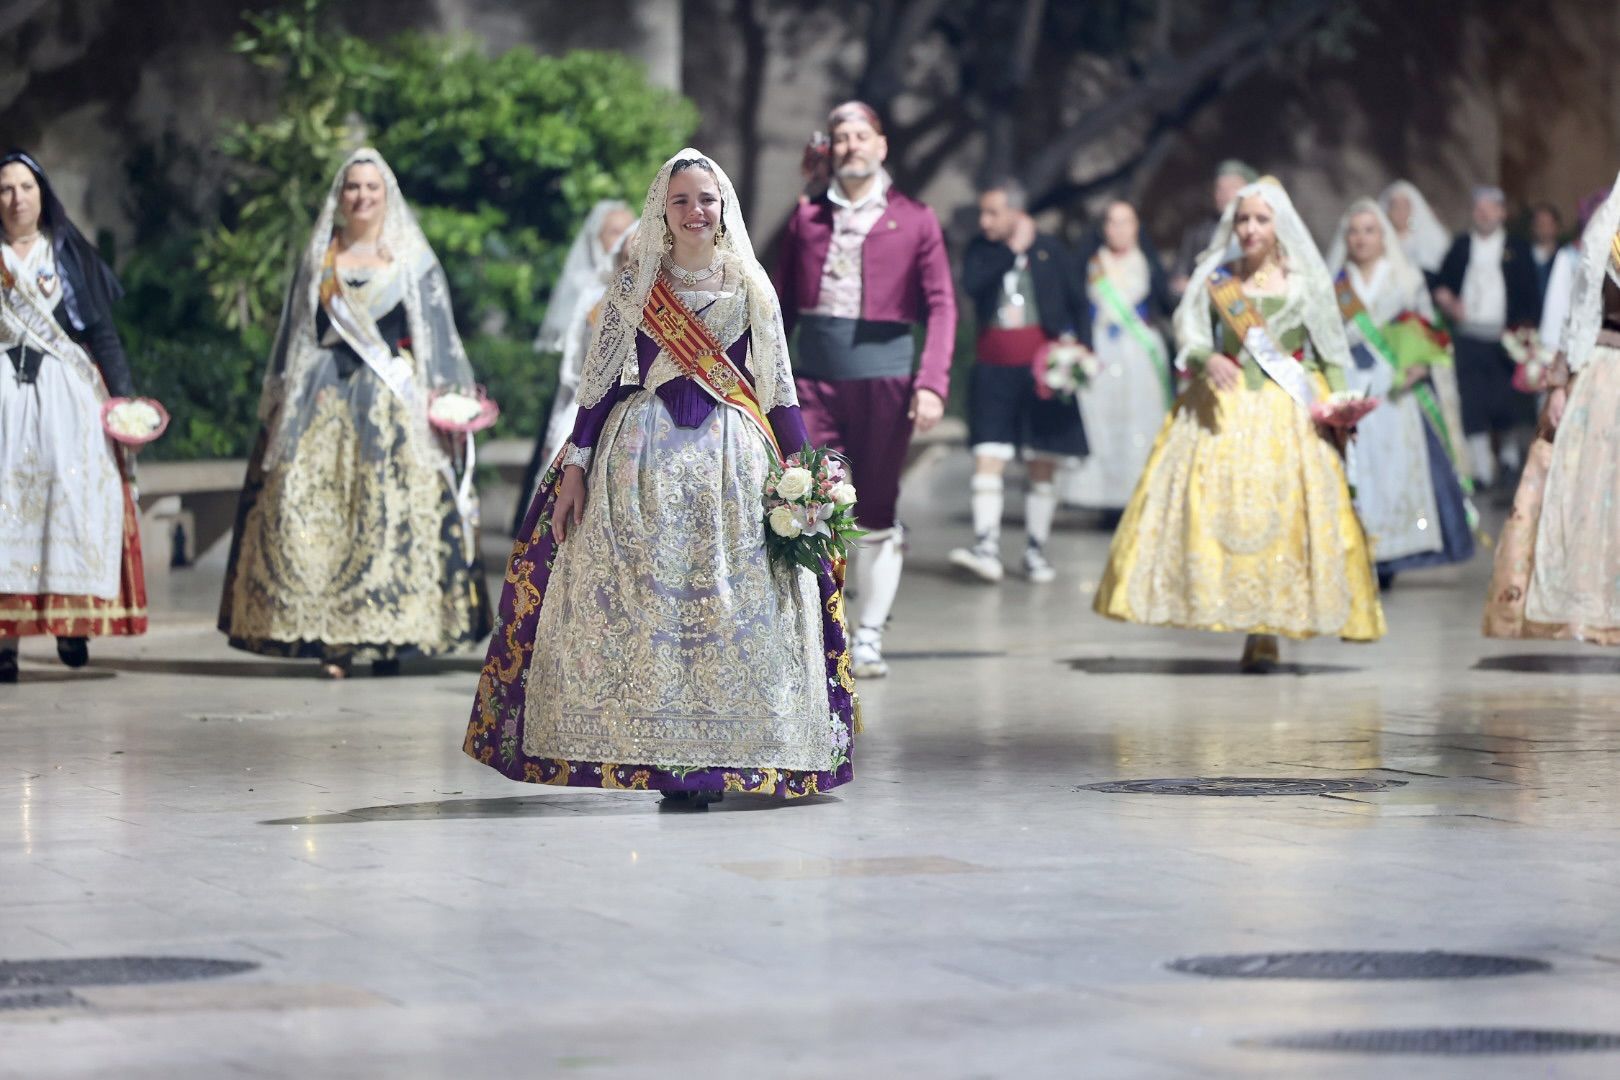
[775,101,958,679]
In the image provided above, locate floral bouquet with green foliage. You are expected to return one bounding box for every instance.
[764,446,864,572]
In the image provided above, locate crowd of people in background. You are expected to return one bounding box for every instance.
[6,94,1620,808]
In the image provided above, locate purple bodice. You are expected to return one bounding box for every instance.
[567,324,807,455]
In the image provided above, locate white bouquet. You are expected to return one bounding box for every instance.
[428,386,500,433]
[101,397,169,446]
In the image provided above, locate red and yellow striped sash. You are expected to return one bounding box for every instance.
[642,276,781,461]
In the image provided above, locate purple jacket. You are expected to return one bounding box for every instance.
[774,188,957,399]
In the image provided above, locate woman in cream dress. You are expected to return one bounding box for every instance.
[1326,198,1475,587]
[1485,169,1620,643]
[1063,200,1174,515]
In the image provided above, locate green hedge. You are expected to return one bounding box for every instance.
[118,1,694,461]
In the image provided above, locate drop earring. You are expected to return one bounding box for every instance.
[663,228,675,253]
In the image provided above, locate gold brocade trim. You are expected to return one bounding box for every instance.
[1094,374,1384,641]
[222,384,483,650]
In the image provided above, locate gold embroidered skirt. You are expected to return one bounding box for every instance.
[219,379,489,660]
[1094,373,1385,641]
[521,390,838,772]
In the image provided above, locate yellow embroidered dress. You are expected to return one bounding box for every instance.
[1094,291,1385,640]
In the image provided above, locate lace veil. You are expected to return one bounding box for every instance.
[1560,168,1620,373]
[1379,180,1451,273]
[535,198,630,353]
[1325,197,1431,323]
[1172,176,1352,371]
[574,148,795,416]
[257,148,474,469]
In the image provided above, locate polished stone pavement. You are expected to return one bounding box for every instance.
[5,451,1620,1079]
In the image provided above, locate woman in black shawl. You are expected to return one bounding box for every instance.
[0,150,145,683]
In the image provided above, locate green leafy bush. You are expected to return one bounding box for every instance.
[125,0,698,460]
[470,333,556,440]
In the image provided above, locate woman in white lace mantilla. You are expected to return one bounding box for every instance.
[464,150,857,809]
[219,149,490,677]
[1326,198,1476,588]
[1093,177,1384,672]
[1485,168,1620,644]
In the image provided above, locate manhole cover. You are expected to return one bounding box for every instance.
[1080,777,1396,796]
[0,989,85,1011]
[1258,1028,1620,1055]
[1171,951,1550,980]
[0,957,258,990]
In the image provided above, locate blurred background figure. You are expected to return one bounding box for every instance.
[1327,197,1475,592]
[1062,198,1174,522]
[1540,187,1612,352]
[949,179,1088,585]
[1432,185,1542,487]
[515,200,637,532]
[1529,201,1564,299]
[1170,160,1257,297]
[774,101,956,678]
[1380,180,1452,280]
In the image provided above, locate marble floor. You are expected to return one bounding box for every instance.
[5,451,1620,1079]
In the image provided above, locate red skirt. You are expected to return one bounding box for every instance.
[0,484,148,638]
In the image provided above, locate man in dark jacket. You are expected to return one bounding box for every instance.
[947,179,1088,586]
[1433,185,1543,486]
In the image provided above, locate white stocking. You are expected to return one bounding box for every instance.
[970,474,1004,541]
[1025,480,1057,548]
[856,528,904,632]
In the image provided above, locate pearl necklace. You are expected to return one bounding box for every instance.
[662,251,723,287]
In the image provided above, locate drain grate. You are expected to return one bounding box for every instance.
[1171,951,1550,980]
[0,989,85,1011]
[1259,1028,1620,1055]
[1080,777,1396,796]
[0,956,258,990]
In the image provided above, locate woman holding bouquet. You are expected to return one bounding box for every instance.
[464,149,857,809]
[1485,169,1620,644]
[219,148,489,677]
[0,151,147,682]
[1094,176,1384,672]
[1325,199,1475,589]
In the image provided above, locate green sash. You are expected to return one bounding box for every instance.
[1091,265,1172,406]
[1335,272,1480,511]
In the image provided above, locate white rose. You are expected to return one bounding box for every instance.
[829,482,857,506]
[775,466,814,502]
[768,505,803,538]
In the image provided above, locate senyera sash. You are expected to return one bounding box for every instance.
[641,276,782,462]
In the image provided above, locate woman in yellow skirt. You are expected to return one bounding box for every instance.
[1094,177,1385,672]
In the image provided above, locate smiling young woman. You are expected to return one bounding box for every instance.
[464,149,858,810]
